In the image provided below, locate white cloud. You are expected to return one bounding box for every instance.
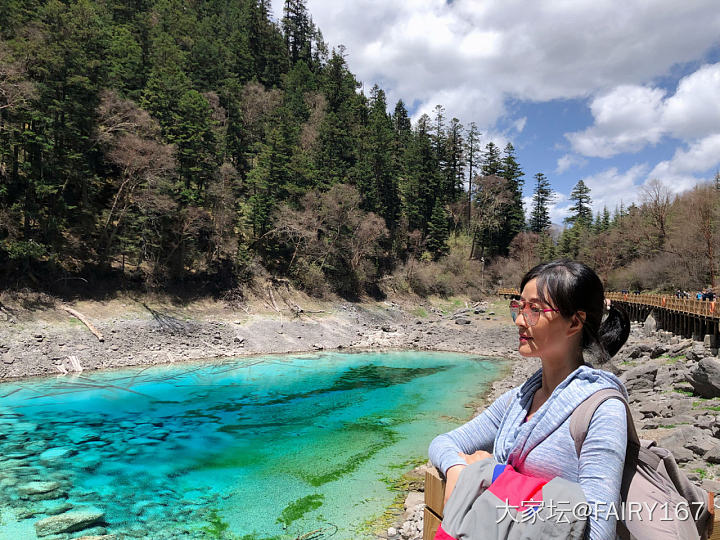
[647,134,720,191]
[566,63,720,158]
[556,154,588,174]
[269,0,720,133]
[513,117,527,133]
[566,86,666,157]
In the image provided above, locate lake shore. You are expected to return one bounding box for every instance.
[0,294,521,381]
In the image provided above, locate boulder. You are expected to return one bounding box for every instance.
[620,364,658,391]
[650,345,668,359]
[643,313,657,335]
[657,425,720,457]
[39,447,75,462]
[34,508,105,537]
[18,481,61,498]
[454,318,471,325]
[686,358,720,398]
[668,340,691,356]
[686,343,707,362]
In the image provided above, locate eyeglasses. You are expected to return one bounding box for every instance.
[509,300,559,326]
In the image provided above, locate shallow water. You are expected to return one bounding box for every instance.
[0,351,506,539]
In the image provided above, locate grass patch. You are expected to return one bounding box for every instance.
[693,401,720,411]
[359,456,427,537]
[277,494,324,527]
[662,355,685,364]
[673,389,694,396]
[694,468,708,480]
[411,306,428,318]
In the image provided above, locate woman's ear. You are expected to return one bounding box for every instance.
[566,311,586,338]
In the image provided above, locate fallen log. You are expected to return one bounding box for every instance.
[62,306,104,342]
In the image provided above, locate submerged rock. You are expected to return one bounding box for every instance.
[34,508,105,537]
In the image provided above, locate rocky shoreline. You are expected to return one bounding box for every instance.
[0,298,519,381]
[390,316,720,540]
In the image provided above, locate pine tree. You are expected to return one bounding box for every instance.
[481,142,502,176]
[426,198,449,259]
[401,114,440,233]
[497,142,524,252]
[465,122,480,226]
[565,179,593,227]
[282,0,313,66]
[529,173,554,233]
[443,118,465,203]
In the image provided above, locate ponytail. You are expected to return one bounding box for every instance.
[598,304,630,358]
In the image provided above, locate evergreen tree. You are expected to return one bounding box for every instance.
[601,206,611,231]
[443,117,465,203]
[465,122,480,226]
[282,0,313,66]
[529,173,554,233]
[401,114,440,234]
[481,142,502,176]
[497,142,524,252]
[426,198,449,258]
[565,179,593,227]
[351,85,399,229]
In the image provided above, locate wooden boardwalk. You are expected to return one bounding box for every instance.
[607,292,719,344]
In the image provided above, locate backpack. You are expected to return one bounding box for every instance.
[569,388,715,540]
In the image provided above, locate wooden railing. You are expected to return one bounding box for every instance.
[423,468,720,539]
[497,287,520,298]
[607,292,720,319]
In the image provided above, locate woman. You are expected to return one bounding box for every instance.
[429,260,631,540]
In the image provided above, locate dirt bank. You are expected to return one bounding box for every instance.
[0,294,520,381]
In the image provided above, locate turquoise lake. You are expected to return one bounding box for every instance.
[0,351,507,539]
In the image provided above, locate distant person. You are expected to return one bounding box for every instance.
[429,260,631,539]
[697,291,704,300]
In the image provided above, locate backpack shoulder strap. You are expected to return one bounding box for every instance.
[569,388,640,457]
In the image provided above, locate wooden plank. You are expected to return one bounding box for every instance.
[425,468,446,517]
[423,507,442,540]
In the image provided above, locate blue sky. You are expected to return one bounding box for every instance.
[270,0,720,224]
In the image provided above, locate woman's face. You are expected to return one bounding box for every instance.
[514,278,578,360]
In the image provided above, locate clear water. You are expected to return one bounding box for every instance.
[0,351,507,539]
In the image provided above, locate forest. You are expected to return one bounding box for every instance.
[1,0,719,299]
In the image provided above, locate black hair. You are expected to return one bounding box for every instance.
[519,259,630,364]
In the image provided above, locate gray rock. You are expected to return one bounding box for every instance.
[454,318,471,325]
[18,481,61,497]
[668,341,691,355]
[686,343,707,362]
[687,358,720,398]
[657,425,720,457]
[704,446,720,464]
[620,364,658,391]
[34,508,105,537]
[650,345,668,359]
[40,447,75,462]
[643,313,657,335]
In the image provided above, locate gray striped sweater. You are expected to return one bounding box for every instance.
[429,365,628,540]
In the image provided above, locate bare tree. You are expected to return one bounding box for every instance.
[469,174,511,260]
[0,43,35,112]
[639,178,673,252]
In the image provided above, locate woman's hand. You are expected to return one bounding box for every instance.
[443,450,493,504]
[459,449,492,464]
[444,464,466,505]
